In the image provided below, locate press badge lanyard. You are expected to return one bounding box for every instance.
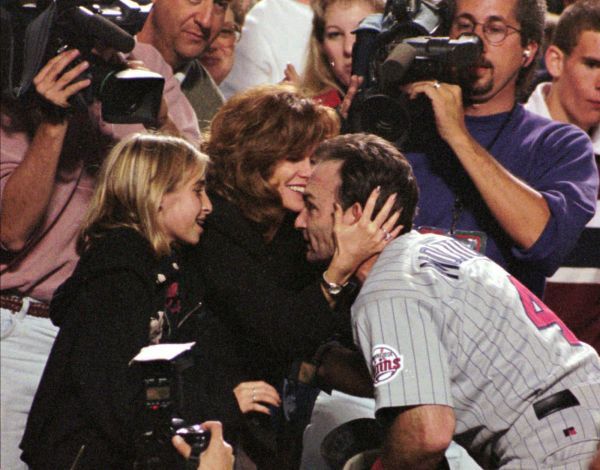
[450,104,517,235]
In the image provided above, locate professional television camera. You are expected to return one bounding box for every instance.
[348,0,483,148]
[0,0,162,124]
[131,343,211,470]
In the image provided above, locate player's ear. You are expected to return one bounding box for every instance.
[345,202,363,223]
[545,45,564,79]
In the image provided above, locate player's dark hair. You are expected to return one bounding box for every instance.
[314,133,419,234]
[552,0,600,55]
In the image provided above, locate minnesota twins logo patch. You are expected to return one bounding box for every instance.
[371,344,403,386]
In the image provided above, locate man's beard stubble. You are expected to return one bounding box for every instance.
[456,59,494,105]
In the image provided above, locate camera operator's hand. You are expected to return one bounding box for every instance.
[172,421,233,470]
[402,80,467,145]
[339,75,363,120]
[1,49,94,251]
[33,49,91,111]
[234,381,281,415]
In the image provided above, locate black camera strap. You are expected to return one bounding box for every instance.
[2,1,57,99]
[450,104,517,234]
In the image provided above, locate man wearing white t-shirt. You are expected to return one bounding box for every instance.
[220,0,313,98]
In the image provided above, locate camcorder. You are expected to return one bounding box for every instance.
[0,0,163,124]
[131,344,211,469]
[348,0,483,149]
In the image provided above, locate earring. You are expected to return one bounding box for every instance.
[523,50,531,58]
[330,60,335,68]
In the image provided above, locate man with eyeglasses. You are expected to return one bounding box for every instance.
[200,7,242,86]
[138,0,231,131]
[402,0,597,299]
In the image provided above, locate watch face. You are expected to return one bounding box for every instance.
[322,272,346,296]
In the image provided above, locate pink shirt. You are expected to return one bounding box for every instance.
[0,42,200,303]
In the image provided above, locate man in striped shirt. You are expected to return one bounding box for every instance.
[296,133,600,468]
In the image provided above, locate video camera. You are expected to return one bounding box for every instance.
[131,343,211,470]
[0,0,163,125]
[348,0,482,148]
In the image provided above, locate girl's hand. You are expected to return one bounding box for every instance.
[234,381,281,415]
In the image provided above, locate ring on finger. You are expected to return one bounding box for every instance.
[432,81,441,89]
[382,229,392,241]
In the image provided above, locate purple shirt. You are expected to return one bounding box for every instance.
[407,104,598,296]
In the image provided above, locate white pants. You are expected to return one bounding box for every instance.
[301,390,482,470]
[1,302,58,470]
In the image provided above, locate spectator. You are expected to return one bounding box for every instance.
[295,132,600,469]
[200,6,242,86]
[220,0,314,98]
[0,26,198,468]
[524,0,600,352]
[19,133,241,468]
[196,83,398,468]
[299,0,385,108]
[402,0,598,297]
[137,0,228,131]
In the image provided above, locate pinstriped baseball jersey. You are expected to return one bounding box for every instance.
[352,231,600,468]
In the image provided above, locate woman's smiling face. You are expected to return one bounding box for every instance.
[268,155,313,212]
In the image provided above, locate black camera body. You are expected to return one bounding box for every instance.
[348,0,482,148]
[132,346,211,469]
[1,0,163,125]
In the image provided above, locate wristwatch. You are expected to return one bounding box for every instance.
[321,271,348,296]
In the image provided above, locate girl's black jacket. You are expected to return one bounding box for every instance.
[20,227,245,469]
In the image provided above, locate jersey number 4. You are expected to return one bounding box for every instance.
[508,276,580,346]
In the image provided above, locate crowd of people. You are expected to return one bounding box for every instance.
[1,0,598,469]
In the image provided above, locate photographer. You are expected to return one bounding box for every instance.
[399,0,597,297]
[0,28,199,468]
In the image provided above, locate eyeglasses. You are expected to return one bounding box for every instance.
[452,17,521,45]
[218,23,241,43]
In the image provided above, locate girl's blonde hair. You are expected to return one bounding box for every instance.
[78,133,210,257]
[301,0,385,97]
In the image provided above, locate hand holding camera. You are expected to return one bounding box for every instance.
[402,80,467,144]
[171,421,233,470]
[33,49,90,110]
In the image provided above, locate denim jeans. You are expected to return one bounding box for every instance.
[1,302,58,470]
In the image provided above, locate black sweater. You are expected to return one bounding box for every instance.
[196,193,345,385]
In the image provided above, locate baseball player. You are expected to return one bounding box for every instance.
[295,133,600,469]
